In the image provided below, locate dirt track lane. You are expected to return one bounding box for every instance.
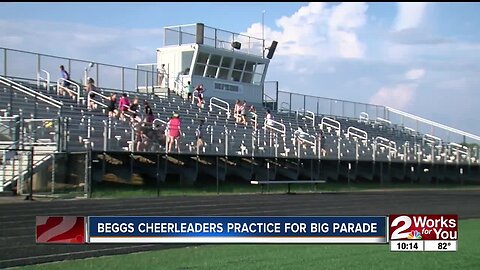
[1,190,479,268]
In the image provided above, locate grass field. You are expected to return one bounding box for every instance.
[14,219,480,270]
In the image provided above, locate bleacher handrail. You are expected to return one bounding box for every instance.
[0,76,62,109]
[376,117,391,125]
[449,142,469,155]
[37,69,50,93]
[87,90,109,108]
[386,106,480,142]
[296,131,316,147]
[305,110,315,127]
[208,97,230,118]
[57,78,82,103]
[347,126,368,141]
[265,119,286,135]
[404,127,416,133]
[321,117,341,137]
[375,136,397,153]
[422,133,442,146]
[152,118,167,127]
[359,112,369,122]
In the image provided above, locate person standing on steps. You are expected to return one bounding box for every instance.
[167,113,181,153]
[157,64,166,87]
[59,65,71,95]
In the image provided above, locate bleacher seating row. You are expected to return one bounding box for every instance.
[0,75,476,166]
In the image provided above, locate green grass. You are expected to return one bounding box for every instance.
[14,219,480,270]
[91,182,480,199]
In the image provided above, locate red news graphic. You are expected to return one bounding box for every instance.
[36,216,85,244]
[389,215,457,241]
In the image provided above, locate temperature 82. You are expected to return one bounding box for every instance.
[438,242,451,250]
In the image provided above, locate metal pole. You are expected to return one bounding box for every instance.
[3,48,6,76]
[37,54,41,82]
[262,10,265,59]
[96,63,99,87]
[51,153,55,194]
[86,147,92,198]
[28,148,33,201]
[121,67,125,92]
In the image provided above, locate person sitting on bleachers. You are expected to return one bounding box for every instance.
[85,77,97,111]
[107,94,118,118]
[144,101,155,123]
[294,127,309,147]
[135,128,151,152]
[118,93,131,121]
[126,97,140,124]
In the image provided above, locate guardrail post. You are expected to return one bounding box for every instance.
[51,153,55,194]
[121,67,125,92]
[8,82,13,116]
[56,117,61,151]
[28,148,33,201]
[3,48,7,76]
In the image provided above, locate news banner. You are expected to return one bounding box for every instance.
[36,215,457,251]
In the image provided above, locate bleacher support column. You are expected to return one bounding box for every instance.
[225,128,228,156]
[28,148,33,201]
[56,117,61,151]
[8,82,13,116]
[51,153,55,194]
[108,118,112,151]
[86,145,92,198]
[103,120,107,152]
[348,162,351,185]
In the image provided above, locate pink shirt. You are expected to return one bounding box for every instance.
[119,97,130,111]
[168,118,181,137]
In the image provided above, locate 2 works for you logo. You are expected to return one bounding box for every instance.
[389,215,457,241]
[36,216,85,244]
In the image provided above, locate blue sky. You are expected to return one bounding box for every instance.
[1,2,480,137]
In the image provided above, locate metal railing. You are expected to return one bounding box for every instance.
[359,112,369,122]
[37,69,50,93]
[305,110,315,127]
[264,119,286,135]
[164,23,265,57]
[321,117,341,137]
[0,75,63,109]
[347,126,368,142]
[209,97,230,118]
[57,78,82,104]
[87,90,109,109]
[386,106,480,143]
[376,117,392,125]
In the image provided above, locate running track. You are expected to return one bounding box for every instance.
[1,190,480,268]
